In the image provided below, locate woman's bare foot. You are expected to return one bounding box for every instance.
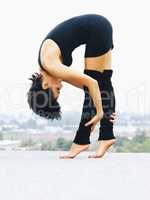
[59,143,89,159]
[88,139,116,158]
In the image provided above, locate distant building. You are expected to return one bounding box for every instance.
[0,140,21,150]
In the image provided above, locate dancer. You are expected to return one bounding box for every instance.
[27,14,117,159]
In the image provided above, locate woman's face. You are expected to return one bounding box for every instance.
[40,69,63,99]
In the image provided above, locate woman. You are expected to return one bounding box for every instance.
[27,14,117,159]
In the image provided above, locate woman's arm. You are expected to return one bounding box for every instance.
[40,39,104,130]
[44,59,103,113]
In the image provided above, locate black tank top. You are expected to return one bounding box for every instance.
[38,14,112,68]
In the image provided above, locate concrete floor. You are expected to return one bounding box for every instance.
[0,151,150,200]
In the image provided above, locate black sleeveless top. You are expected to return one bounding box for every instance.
[38,14,114,69]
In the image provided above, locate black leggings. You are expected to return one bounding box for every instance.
[73,69,116,145]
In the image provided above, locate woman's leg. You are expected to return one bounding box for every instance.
[73,69,106,145]
[87,70,116,158]
[98,69,116,140]
[59,70,98,159]
[84,50,117,158]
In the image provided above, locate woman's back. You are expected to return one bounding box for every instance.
[38,14,113,67]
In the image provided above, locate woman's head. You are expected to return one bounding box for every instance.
[27,69,63,120]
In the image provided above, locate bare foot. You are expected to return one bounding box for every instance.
[59,143,89,159]
[88,139,116,159]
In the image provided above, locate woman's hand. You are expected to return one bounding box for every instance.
[109,112,117,123]
[84,111,104,132]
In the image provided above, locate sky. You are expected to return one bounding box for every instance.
[0,0,149,116]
